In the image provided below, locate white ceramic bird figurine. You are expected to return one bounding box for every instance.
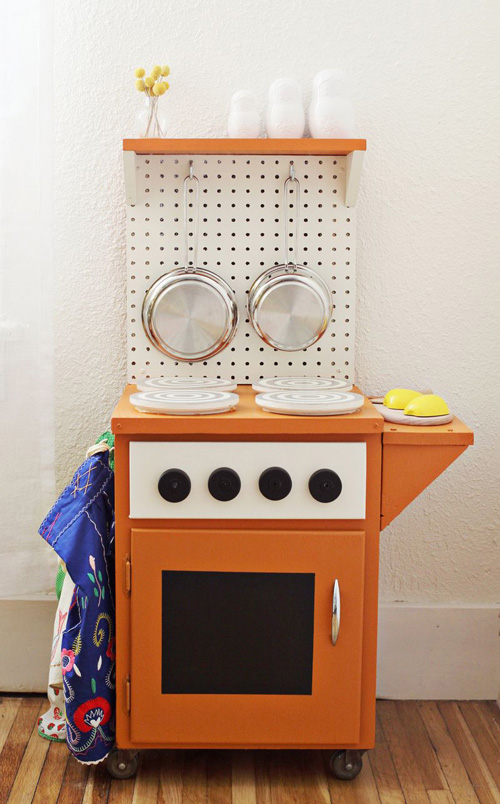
[266,79,305,139]
[308,69,356,138]
[227,90,261,138]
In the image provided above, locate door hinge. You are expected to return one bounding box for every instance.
[125,555,131,595]
[125,675,131,714]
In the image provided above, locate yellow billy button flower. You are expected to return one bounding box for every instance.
[163,81,170,91]
[151,65,162,79]
[161,65,170,77]
[135,79,146,92]
[153,82,166,96]
[135,68,145,78]
[144,77,154,88]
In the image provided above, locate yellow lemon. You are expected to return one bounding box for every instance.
[383,388,421,410]
[161,65,170,77]
[404,395,450,418]
[135,68,145,78]
[135,79,146,92]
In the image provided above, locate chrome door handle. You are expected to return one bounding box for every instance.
[332,579,341,645]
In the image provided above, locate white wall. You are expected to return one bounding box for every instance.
[45,0,500,695]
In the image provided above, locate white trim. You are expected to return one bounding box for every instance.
[377,604,499,700]
[0,598,55,692]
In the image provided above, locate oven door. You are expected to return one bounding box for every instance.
[130,528,365,747]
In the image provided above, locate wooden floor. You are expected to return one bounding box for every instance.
[0,698,499,803]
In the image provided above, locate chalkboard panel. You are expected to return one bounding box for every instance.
[162,571,315,695]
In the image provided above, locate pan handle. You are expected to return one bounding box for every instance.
[284,161,300,271]
[183,160,199,272]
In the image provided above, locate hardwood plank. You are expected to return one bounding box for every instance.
[418,702,480,804]
[82,757,112,804]
[231,751,256,804]
[438,703,500,804]
[0,698,44,803]
[0,699,22,754]
[7,701,49,804]
[181,750,207,804]
[370,713,406,803]
[257,750,312,804]
[253,750,331,804]
[108,770,136,804]
[207,750,231,804]
[482,704,500,751]
[396,701,449,792]
[299,751,331,804]
[57,756,90,804]
[459,703,500,790]
[428,792,455,803]
[253,750,272,804]
[131,749,160,804]
[32,741,69,804]
[378,700,431,804]
[158,750,184,804]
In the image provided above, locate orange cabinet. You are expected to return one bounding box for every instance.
[129,528,365,747]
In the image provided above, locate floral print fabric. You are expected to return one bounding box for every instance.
[39,452,115,764]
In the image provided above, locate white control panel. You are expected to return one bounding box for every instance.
[129,442,366,520]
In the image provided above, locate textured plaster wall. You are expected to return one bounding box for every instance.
[53,0,500,604]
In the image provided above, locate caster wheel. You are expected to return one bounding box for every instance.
[106,748,139,779]
[329,749,363,781]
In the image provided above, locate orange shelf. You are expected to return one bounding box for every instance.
[123,138,366,156]
[123,138,366,206]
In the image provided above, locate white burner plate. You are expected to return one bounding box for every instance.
[372,401,453,426]
[130,390,239,415]
[252,376,353,393]
[136,376,237,392]
[255,390,364,416]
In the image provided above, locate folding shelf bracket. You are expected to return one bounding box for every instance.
[345,150,364,208]
[123,150,137,206]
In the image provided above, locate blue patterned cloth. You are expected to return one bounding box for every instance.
[39,452,115,764]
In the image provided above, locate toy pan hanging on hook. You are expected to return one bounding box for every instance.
[248,162,333,351]
[142,161,239,362]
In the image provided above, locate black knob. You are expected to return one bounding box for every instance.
[259,467,292,501]
[208,467,241,501]
[158,469,191,503]
[309,469,342,503]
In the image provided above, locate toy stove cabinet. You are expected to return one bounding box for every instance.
[110,140,473,781]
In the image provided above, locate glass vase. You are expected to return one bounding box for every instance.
[135,95,167,138]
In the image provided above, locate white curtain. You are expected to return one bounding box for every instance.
[0,0,55,597]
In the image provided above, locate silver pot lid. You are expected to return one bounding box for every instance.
[250,267,331,351]
[143,269,238,361]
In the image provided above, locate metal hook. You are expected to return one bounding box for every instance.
[289,161,295,181]
[189,160,194,180]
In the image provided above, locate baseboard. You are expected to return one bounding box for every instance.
[0,598,55,692]
[377,604,499,700]
[0,599,498,698]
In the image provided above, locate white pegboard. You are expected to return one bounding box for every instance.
[127,154,356,383]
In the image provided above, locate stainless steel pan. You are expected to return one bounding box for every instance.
[248,163,332,351]
[142,162,238,362]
